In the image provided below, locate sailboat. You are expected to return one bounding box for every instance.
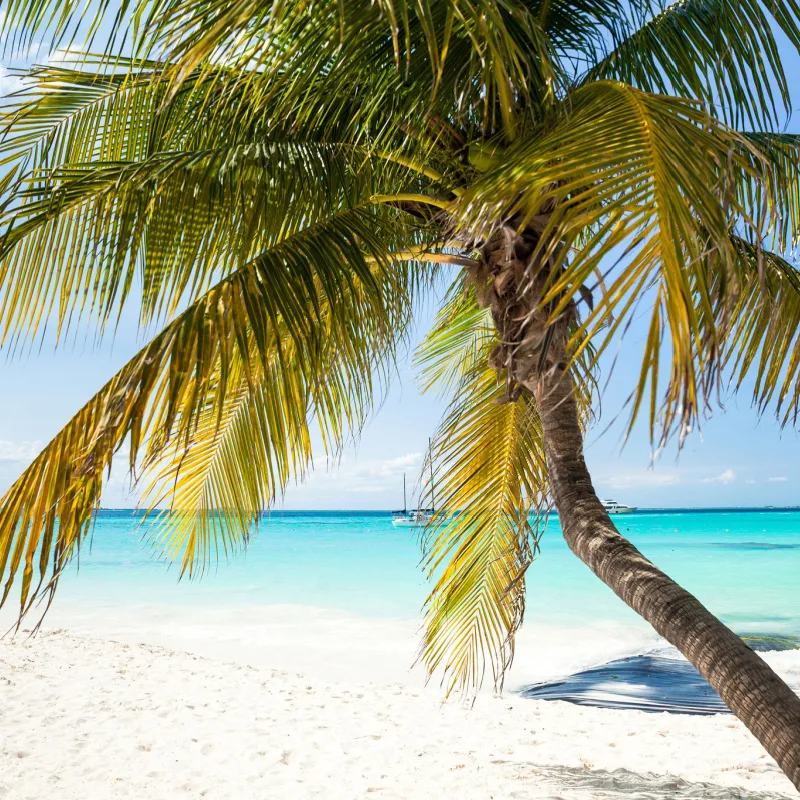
[391,442,435,528]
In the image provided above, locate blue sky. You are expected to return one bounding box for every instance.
[1,22,799,510]
[1,283,799,510]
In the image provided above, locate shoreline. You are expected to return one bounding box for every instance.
[5,600,665,689]
[2,627,796,799]
[6,599,799,698]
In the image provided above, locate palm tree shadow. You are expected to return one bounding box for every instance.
[520,655,729,715]
[519,636,800,716]
[504,763,790,799]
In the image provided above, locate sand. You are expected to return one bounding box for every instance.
[1,627,796,799]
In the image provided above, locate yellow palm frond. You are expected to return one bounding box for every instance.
[138,261,409,576]
[139,345,313,576]
[419,377,546,696]
[723,240,800,427]
[0,205,419,619]
[415,286,549,695]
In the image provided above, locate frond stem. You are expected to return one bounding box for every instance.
[370,193,453,210]
[375,246,478,268]
[376,152,463,195]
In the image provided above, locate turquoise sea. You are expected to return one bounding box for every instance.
[57,508,800,635]
[32,507,800,706]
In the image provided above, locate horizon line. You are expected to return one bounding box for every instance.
[93,504,800,513]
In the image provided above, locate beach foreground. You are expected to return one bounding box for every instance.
[1,629,795,799]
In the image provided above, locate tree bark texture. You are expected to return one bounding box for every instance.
[537,362,800,791]
[474,222,800,791]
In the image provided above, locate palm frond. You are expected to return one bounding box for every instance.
[415,285,548,695]
[0,65,440,347]
[740,133,800,253]
[0,62,163,174]
[416,278,494,397]
[533,0,627,73]
[0,0,134,59]
[584,0,800,129]
[138,258,414,576]
[415,276,600,694]
[2,0,562,147]
[134,0,561,139]
[724,239,800,427]
[0,204,420,619]
[457,81,777,444]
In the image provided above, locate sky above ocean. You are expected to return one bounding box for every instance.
[2,290,799,510]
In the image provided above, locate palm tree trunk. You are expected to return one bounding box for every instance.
[536,361,800,790]
[473,221,800,787]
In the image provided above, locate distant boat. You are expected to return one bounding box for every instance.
[602,499,636,515]
[392,442,436,528]
[392,507,435,527]
[391,472,436,527]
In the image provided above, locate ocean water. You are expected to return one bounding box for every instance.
[55,508,800,630]
[25,508,800,696]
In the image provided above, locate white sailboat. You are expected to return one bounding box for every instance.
[392,444,436,528]
[391,474,435,527]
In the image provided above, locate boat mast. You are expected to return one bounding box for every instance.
[403,473,407,514]
[429,437,434,513]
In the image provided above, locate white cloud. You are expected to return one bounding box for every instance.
[0,439,43,462]
[0,440,44,497]
[745,479,756,484]
[362,452,423,477]
[0,64,23,97]
[768,476,788,483]
[295,451,425,496]
[600,471,680,490]
[702,469,737,485]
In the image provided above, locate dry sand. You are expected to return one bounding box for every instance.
[1,627,796,799]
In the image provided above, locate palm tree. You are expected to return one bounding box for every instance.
[2,0,800,787]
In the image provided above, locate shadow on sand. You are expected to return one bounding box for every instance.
[521,655,727,715]
[520,636,799,716]
[503,763,792,799]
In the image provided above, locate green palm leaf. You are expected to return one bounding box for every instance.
[0,66,439,347]
[137,0,561,136]
[584,0,800,129]
[416,278,495,397]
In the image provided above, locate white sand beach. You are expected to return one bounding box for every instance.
[1,616,797,799]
